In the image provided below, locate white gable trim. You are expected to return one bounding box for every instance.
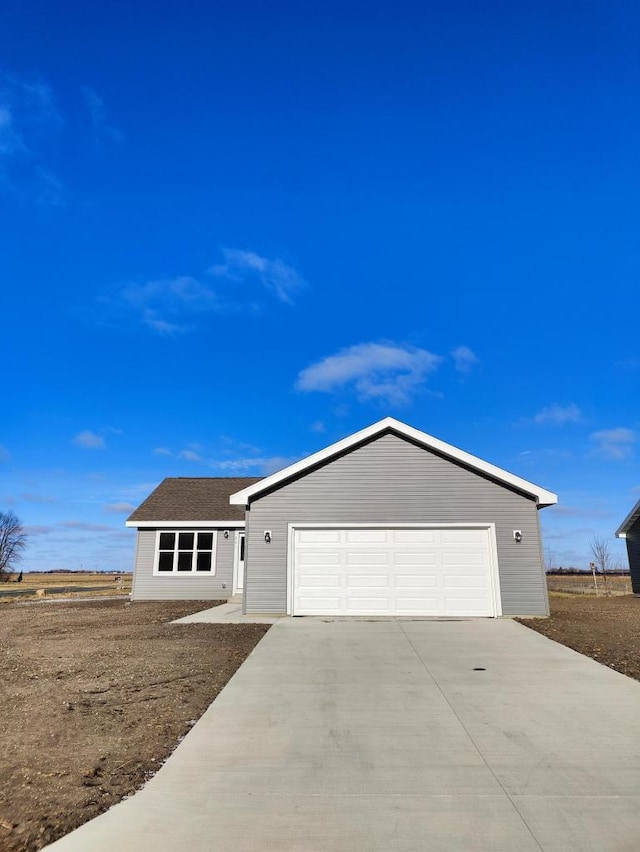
[616,498,640,538]
[229,417,558,508]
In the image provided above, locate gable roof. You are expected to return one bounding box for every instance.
[229,417,558,508]
[616,498,640,538]
[126,477,262,527]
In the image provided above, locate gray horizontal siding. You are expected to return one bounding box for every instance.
[626,516,640,594]
[131,528,235,601]
[245,432,548,617]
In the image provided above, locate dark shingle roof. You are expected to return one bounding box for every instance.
[127,477,261,523]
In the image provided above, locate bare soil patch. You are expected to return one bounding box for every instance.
[0,600,269,851]
[518,593,640,683]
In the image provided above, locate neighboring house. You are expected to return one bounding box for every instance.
[615,500,640,594]
[127,417,557,617]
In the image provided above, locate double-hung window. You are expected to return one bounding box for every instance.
[156,531,216,574]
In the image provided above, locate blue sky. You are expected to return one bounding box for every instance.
[1,0,638,572]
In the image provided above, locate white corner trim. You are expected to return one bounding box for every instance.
[126,520,245,529]
[229,417,558,507]
[616,497,640,537]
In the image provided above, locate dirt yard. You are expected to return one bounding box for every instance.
[518,593,640,682]
[0,600,269,851]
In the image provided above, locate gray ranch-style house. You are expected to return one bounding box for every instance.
[616,500,640,594]
[126,417,558,617]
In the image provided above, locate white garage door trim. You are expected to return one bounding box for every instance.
[286,523,502,617]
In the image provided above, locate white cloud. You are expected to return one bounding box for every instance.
[451,346,479,373]
[296,342,443,406]
[72,430,105,450]
[209,248,305,304]
[103,501,136,514]
[212,456,294,475]
[178,449,203,462]
[81,86,123,146]
[153,447,173,456]
[310,420,326,433]
[0,72,65,202]
[58,520,115,532]
[0,444,10,463]
[589,427,636,460]
[533,403,583,425]
[19,492,56,504]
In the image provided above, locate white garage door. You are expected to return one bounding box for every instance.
[292,527,497,617]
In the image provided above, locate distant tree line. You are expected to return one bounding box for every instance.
[546,567,629,576]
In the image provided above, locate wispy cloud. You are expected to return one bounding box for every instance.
[310,420,326,433]
[296,342,443,406]
[23,524,56,535]
[19,492,57,504]
[110,249,303,335]
[0,71,65,203]
[178,449,203,462]
[0,444,10,463]
[81,86,123,146]
[153,447,173,456]
[209,248,305,305]
[57,520,115,532]
[532,403,583,425]
[103,501,136,514]
[589,427,636,460]
[212,456,294,475]
[451,346,479,373]
[119,275,220,336]
[72,430,105,450]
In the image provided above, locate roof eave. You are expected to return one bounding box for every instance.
[615,499,640,538]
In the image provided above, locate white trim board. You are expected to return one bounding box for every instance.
[230,417,557,508]
[285,522,502,618]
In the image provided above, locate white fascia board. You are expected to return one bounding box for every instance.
[615,498,640,537]
[125,520,245,529]
[229,416,558,507]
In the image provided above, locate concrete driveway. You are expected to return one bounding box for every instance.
[47,618,640,851]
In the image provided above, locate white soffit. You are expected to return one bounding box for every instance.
[229,417,558,508]
[615,498,640,538]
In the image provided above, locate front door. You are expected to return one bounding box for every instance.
[235,533,245,592]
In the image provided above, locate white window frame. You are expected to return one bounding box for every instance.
[153,530,218,576]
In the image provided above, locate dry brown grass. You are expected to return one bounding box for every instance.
[546,573,631,596]
[0,572,132,603]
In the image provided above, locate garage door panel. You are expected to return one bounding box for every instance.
[298,575,342,588]
[393,551,438,566]
[346,552,389,566]
[441,529,487,544]
[395,574,438,588]
[297,529,341,544]
[392,529,437,544]
[345,529,389,544]
[444,575,488,589]
[442,552,487,566]
[297,553,341,568]
[347,575,389,588]
[293,528,496,616]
